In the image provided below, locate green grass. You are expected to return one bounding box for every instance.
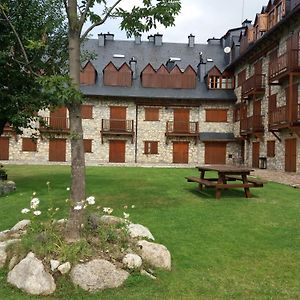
[1,165,300,299]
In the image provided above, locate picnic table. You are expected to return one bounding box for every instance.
[185,164,265,199]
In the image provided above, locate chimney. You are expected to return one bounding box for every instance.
[197,52,206,82]
[105,32,114,41]
[242,19,252,27]
[188,34,195,47]
[148,35,154,42]
[129,57,137,79]
[98,33,105,47]
[135,34,141,44]
[154,33,163,46]
[166,59,175,71]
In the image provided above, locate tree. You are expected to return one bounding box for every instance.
[63,0,181,241]
[0,0,68,136]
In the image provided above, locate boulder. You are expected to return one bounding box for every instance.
[7,252,56,295]
[100,215,125,225]
[0,230,10,240]
[137,240,171,270]
[70,259,129,291]
[122,253,142,269]
[0,181,16,195]
[0,239,21,268]
[50,259,60,271]
[58,262,71,274]
[128,224,155,240]
[11,220,30,232]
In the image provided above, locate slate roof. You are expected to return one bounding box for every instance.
[80,38,236,102]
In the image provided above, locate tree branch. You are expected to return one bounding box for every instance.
[78,0,93,32]
[80,0,123,41]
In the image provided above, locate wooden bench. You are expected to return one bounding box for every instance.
[185,176,217,190]
[225,175,266,187]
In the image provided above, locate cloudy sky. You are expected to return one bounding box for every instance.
[86,0,268,43]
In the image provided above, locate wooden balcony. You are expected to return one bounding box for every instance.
[40,117,70,133]
[269,49,300,82]
[101,119,134,143]
[240,115,264,136]
[241,74,266,98]
[165,121,199,144]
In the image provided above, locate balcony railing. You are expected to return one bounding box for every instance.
[240,115,264,135]
[241,74,265,98]
[269,49,300,81]
[268,106,288,128]
[101,119,134,143]
[166,121,199,135]
[40,117,69,132]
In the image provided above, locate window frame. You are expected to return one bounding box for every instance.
[144,141,159,155]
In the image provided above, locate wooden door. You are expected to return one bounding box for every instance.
[174,109,189,133]
[173,142,189,164]
[50,107,67,129]
[254,59,263,87]
[287,31,299,69]
[110,106,126,131]
[285,138,297,172]
[285,84,298,122]
[204,142,227,164]
[49,139,66,162]
[109,140,126,163]
[252,142,260,168]
[0,137,9,160]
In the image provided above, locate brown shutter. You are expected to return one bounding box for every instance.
[252,142,260,168]
[110,106,126,131]
[238,69,246,87]
[267,140,275,157]
[173,142,189,163]
[285,138,297,172]
[269,94,277,112]
[204,142,227,164]
[83,139,92,153]
[0,137,9,160]
[49,139,66,162]
[174,108,189,133]
[50,107,67,129]
[22,138,37,152]
[206,109,228,122]
[145,108,159,121]
[109,140,126,163]
[81,105,93,119]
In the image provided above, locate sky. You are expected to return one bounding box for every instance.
[86,0,268,44]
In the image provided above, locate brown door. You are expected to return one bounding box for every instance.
[0,137,9,160]
[285,138,297,172]
[110,106,126,131]
[254,59,263,87]
[205,142,227,164]
[287,31,299,68]
[174,109,189,133]
[173,142,189,163]
[49,139,66,162]
[252,142,260,168]
[109,140,126,163]
[50,107,67,129]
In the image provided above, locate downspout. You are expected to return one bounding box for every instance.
[135,104,138,163]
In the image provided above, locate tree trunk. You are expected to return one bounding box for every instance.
[64,0,86,242]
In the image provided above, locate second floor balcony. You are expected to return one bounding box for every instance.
[269,49,300,82]
[241,74,266,98]
[269,104,300,130]
[240,115,264,136]
[40,117,70,133]
[101,119,134,143]
[165,121,199,144]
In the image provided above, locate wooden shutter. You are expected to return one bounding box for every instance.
[174,109,189,133]
[269,94,277,112]
[110,106,126,131]
[204,142,227,164]
[238,69,246,87]
[109,140,126,163]
[0,137,9,160]
[50,107,67,129]
[173,142,189,164]
[267,140,275,157]
[206,109,228,122]
[83,139,92,153]
[285,138,297,172]
[252,142,260,168]
[81,105,93,119]
[144,141,158,154]
[22,138,37,152]
[49,139,66,162]
[145,108,159,121]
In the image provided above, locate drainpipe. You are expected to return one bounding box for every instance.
[135,104,138,163]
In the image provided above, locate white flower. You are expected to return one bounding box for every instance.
[86,196,95,205]
[66,187,70,191]
[32,192,36,196]
[103,207,113,214]
[33,210,41,216]
[55,208,59,211]
[131,205,135,209]
[123,205,128,209]
[46,181,50,186]
[74,204,82,211]
[65,198,69,203]
[21,208,30,214]
[123,212,130,219]
[30,197,40,209]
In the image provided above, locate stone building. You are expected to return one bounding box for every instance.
[0,0,299,173]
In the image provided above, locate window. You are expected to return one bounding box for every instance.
[144,141,158,154]
[22,138,37,152]
[209,76,220,89]
[206,109,228,122]
[83,139,92,153]
[276,3,282,22]
[267,140,275,157]
[145,107,159,121]
[81,105,93,119]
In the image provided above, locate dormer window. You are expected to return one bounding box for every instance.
[207,66,234,90]
[209,76,220,89]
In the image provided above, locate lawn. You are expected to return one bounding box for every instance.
[1,165,300,299]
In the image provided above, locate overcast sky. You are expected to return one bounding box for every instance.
[87,0,268,43]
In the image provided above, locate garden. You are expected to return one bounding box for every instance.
[1,165,300,299]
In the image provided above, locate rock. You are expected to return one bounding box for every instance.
[128,224,155,240]
[8,256,18,270]
[99,215,126,225]
[0,181,16,195]
[11,220,30,232]
[140,269,157,280]
[7,252,56,295]
[58,262,71,274]
[0,239,21,268]
[0,230,10,240]
[122,254,142,269]
[50,259,60,271]
[137,240,171,270]
[56,219,67,224]
[70,259,129,291]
